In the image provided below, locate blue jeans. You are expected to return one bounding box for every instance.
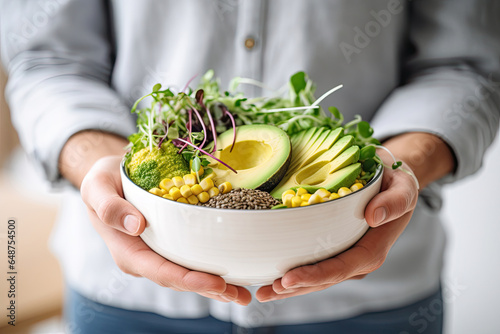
[65,287,443,334]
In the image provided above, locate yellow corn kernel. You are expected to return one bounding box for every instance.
[329,193,340,200]
[149,188,163,196]
[191,184,203,196]
[208,186,220,198]
[296,187,308,196]
[283,193,294,207]
[183,173,197,186]
[203,171,216,180]
[159,178,174,192]
[308,193,324,205]
[361,171,366,176]
[197,191,210,203]
[338,187,352,197]
[219,182,232,194]
[172,176,184,188]
[300,201,310,207]
[169,187,181,200]
[187,195,199,205]
[291,196,302,208]
[350,183,364,192]
[281,190,295,203]
[162,194,174,200]
[314,188,331,199]
[177,197,188,204]
[200,177,214,191]
[301,193,312,202]
[180,184,193,198]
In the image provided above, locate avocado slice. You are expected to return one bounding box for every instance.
[290,129,306,148]
[288,127,324,169]
[270,132,359,198]
[298,163,362,194]
[208,124,291,192]
[288,129,331,172]
[298,146,360,185]
[308,135,354,167]
[290,127,343,171]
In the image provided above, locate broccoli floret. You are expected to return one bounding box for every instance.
[127,142,190,190]
[130,159,161,191]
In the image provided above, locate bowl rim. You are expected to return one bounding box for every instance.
[121,159,384,213]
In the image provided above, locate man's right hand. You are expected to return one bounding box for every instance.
[60,131,251,305]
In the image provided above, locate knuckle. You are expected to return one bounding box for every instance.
[327,259,348,284]
[331,271,347,283]
[115,258,134,276]
[152,263,171,288]
[96,197,119,225]
[296,265,321,284]
[369,256,386,272]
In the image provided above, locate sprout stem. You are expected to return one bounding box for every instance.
[222,106,237,152]
[182,73,198,93]
[174,138,237,174]
[310,84,343,108]
[373,145,420,190]
[262,106,320,113]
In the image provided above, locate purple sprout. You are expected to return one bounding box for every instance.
[195,89,218,152]
[173,138,237,174]
[220,105,237,152]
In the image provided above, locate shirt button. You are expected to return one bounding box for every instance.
[244,37,256,50]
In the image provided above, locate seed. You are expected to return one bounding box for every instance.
[201,188,280,210]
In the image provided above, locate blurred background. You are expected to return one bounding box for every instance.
[1,59,499,334]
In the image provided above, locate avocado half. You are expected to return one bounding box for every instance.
[208,125,291,192]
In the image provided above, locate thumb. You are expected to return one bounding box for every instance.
[365,168,418,227]
[81,160,146,236]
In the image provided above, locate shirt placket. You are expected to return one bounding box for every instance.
[234,0,267,97]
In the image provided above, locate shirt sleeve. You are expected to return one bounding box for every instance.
[371,0,500,184]
[0,0,136,187]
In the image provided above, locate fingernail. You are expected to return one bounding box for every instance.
[373,207,387,226]
[124,215,140,234]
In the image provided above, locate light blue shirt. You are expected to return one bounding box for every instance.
[1,0,499,327]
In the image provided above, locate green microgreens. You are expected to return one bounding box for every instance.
[125,70,410,182]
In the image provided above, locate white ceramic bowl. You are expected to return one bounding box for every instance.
[121,163,383,286]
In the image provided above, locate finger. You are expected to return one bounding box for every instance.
[365,166,418,227]
[81,160,146,236]
[222,285,252,306]
[90,212,229,294]
[280,213,412,288]
[199,285,252,306]
[257,283,331,302]
[349,274,367,280]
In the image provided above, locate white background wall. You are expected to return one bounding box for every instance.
[442,134,500,334]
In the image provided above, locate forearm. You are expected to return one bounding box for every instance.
[381,132,455,189]
[59,130,129,189]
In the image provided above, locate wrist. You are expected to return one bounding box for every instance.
[58,130,128,188]
[380,132,455,189]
